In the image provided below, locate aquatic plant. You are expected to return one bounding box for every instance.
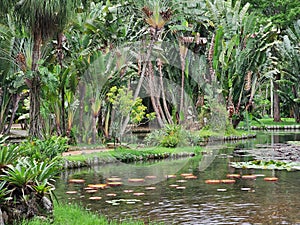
[231,160,300,171]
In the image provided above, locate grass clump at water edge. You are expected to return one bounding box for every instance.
[17,202,161,225]
[63,146,201,163]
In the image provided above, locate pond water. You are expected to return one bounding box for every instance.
[55,132,300,224]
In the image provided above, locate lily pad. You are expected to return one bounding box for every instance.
[89,196,102,200]
[185,175,198,179]
[85,190,98,193]
[226,174,241,179]
[88,184,107,189]
[145,187,156,190]
[69,179,85,184]
[264,177,278,182]
[221,179,236,184]
[205,180,221,184]
[128,178,145,183]
[145,175,157,179]
[176,186,186,190]
[106,193,117,197]
[66,191,78,194]
[106,177,122,182]
[133,192,145,196]
[241,175,257,180]
[166,175,177,178]
[181,173,193,177]
[107,182,123,186]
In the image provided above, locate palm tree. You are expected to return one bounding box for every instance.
[276,20,300,122]
[0,16,28,135]
[120,0,172,136]
[0,0,81,138]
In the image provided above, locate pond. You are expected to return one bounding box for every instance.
[55,131,300,224]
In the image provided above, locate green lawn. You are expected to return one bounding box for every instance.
[238,117,299,128]
[19,202,159,225]
[63,146,201,163]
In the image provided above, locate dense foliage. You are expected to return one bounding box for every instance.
[0,137,66,224]
[0,0,298,142]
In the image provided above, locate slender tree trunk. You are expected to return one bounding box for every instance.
[158,59,172,124]
[4,94,20,134]
[208,34,216,84]
[29,78,42,138]
[292,85,300,123]
[0,91,11,134]
[91,111,97,144]
[78,82,86,142]
[148,64,165,127]
[120,39,155,136]
[29,28,43,138]
[270,79,274,118]
[155,95,167,125]
[273,74,281,122]
[179,42,188,115]
[57,32,66,135]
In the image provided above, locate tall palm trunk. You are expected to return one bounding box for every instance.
[29,29,42,138]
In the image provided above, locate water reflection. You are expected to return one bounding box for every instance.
[55,132,300,224]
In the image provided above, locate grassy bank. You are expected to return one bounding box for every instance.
[238,117,300,129]
[63,146,200,168]
[18,202,158,225]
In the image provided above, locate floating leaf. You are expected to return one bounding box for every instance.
[69,179,85,184]
[66,191,77,194]
[264,177,278,182]
[128,178,145,183]
[205,180,221,184]
[89,196,102,200]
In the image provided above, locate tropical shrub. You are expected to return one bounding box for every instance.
[19,136,69,161]
[0,156,61,224]
[0,181,11,203]
[0,137,65,224]
[145,124,186,148]
[0,144,23,169]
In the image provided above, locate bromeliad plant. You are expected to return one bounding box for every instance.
[0,156,61,224]
[18,135,68,161]
[0,143,23,169]
[0,157,60,198]
[0,137,66,224]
